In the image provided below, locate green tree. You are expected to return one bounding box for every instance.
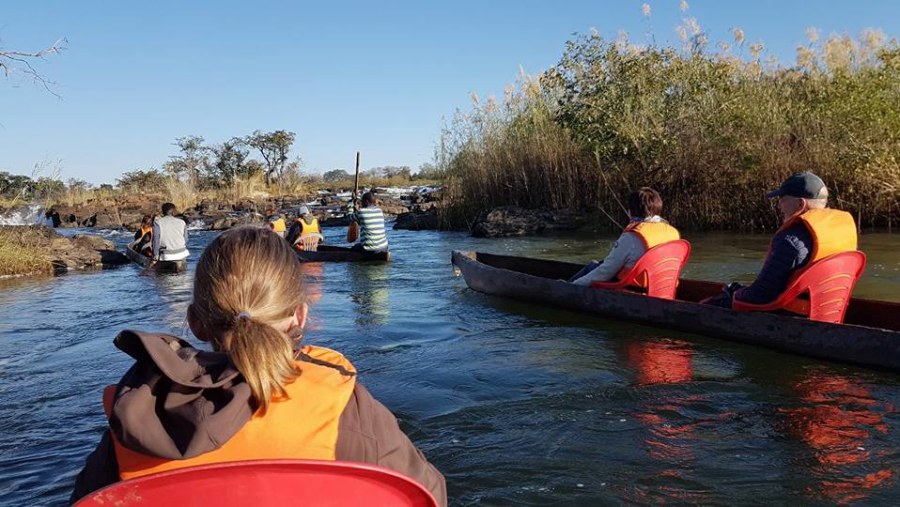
[323,169,351,182]
[0,172,33,198]
[165,135,207,182]
[246,130,296,185]
[207,137,252,185]
[413,162,444,180]
[32,177,64,200]
[117,169,167,192]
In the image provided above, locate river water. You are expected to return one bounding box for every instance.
[1,227,899,506]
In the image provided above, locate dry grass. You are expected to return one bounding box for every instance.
[163,177,200,211]
[0,227,53,278]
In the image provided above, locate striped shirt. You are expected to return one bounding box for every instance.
[351,206,388,251]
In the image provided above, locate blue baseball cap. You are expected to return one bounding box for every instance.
[766,172,827,199]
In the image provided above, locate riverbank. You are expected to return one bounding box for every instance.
[0,184,444,232]
[0,226,128,278]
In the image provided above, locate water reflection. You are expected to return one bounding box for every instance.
[299,263,325,332]
[150,270,194,334]
[625,339,694,386]
[780,370,894,504]
[348,264,390,327]
[625,339,724,504]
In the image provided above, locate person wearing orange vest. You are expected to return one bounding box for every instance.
[70,227,446,506]
[131,215,154,257]
[266,208,287,238]
[285,206,323,251]
[569,187,680,285]
[707,172,857,308]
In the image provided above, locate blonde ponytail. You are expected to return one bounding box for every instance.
[191,226,307,413]
[221,317,300,412]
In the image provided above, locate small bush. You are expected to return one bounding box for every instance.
[0,227,53,277]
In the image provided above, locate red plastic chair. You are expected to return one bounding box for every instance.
[74,459,439,507]
[590,240,692,300]
[732,251,866,324]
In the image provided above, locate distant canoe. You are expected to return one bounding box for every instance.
[451,250,900,372]
[296,245,391,263]
[124,243,187,273]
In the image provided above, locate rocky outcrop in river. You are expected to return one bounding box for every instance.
[0,226,129,276]
[471,206,588,238]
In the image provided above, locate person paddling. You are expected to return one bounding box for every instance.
[150,202,189,267]
[569,187,680,285]
[705,172,857,309]
[348,191,388,253]
[70,226,446,505]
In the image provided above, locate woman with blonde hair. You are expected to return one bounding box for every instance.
[71,226,446,505]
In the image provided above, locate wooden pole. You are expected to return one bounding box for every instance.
[346,151,360,242]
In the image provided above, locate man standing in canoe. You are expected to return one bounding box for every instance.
[349,191,388,253]
[150,202,189,266]
[706,172,857,308]
[285,206,323,250]
[568,187,679,285]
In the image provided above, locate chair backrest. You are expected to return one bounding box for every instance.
[297,233,323,252]
[773,251,866,323]
[592,240,692,300]
[74,459,438,507]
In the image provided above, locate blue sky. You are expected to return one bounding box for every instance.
[1,1,898,184]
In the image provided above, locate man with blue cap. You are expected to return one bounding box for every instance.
[706,172,858,308]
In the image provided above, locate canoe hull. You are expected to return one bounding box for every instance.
[296,245,390,263]
[451,250,900,372]
[125,246,187,273]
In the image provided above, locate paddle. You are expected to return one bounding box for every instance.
[346,151,360,243]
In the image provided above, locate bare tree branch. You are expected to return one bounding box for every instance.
[0,37,67,97]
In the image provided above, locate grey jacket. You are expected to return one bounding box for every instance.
[151,215,189,260]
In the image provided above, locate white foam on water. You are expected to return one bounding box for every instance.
[0,204,53,226]
[187,219,208,231]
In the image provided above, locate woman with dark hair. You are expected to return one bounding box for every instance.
[569,187,680,285]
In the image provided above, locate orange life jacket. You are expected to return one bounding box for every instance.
[616,221,681,284]
[768,208,857,315]
[293,218,321,251]
[104,345,357,481]
[137,225,153,255]
[771,208,857,265]
[269,217,286,234]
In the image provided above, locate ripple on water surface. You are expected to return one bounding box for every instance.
[1,228,899,505]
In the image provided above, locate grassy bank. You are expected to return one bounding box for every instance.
[0,227,53,278]
[440,24,900,231]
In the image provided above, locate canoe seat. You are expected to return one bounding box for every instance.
[591,240,691,300]
[733,251,866,324]
[297,233,324,252]
[73,459,438,507]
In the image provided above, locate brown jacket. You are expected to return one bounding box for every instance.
[70,331,446,506]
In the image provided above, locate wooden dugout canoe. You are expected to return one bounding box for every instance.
[124,243,187,273]
[451,250,900,372]
[295,245,391,263]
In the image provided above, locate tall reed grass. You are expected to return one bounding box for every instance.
[441,25,900,231]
